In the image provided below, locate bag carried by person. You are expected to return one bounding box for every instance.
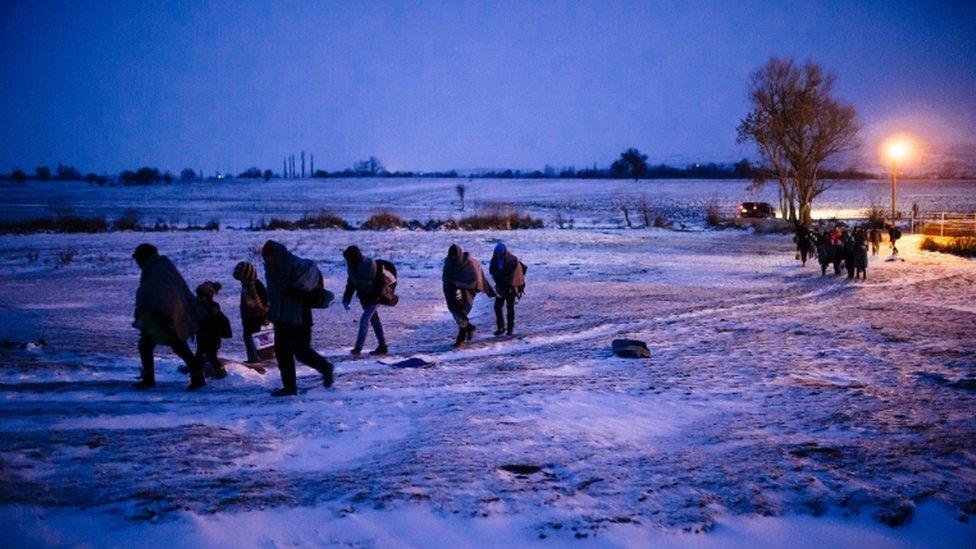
[249,324,276,361]
[374,259,399,307]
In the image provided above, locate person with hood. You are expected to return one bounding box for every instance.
[194,281,231,378]
[442,244,496,347]
[488,242,526,336]
[852,228,869,280]
[841,229,856,279]
[262,240,334,396]
[131,243,206,391]
[341,245,391,357]
[232,261,271,362]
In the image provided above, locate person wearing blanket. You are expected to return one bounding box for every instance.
[262,240,334,396]
[488,242,526,336]
[131,243,206,391]
[442,243,496,348]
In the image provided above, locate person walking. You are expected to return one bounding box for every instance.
[442,244,496,347]
[888,224,902,255]
[131,243,206,391]
[869,226,883,256]
[342,245,395,358]
[853,228,869,280]
[488,242,526,336]
[794,224,813,267]
[232,261,271,363]
[262,240,334,396]
[193,281,231,378]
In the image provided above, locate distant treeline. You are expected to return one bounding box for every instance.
[1,149,885,185]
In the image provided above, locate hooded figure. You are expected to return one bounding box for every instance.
[488,242,527,336]
[193,281,231,378]
[233,261,270,362]
[261,240,334,396]
[342,246,389,357]
[442,244,496,347]
[131,243,206,391]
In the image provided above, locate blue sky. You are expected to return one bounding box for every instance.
[1,0,973,174]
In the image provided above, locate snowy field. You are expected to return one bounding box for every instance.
[1,179,975,547]
[3,178,976,228]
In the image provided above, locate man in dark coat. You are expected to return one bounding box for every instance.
[233,261,270,363]
[488,242,526,336]
[869,226,883,256]
[342,245,389,357]
[841,230,856,279]
[262,240,334,396]
[852,228,869,280]
[888,224,902,255]
[442,244,496,347]
[131,243,206,390]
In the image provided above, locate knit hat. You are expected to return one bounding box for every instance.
[196,281,222,299]
[233,261,258,282]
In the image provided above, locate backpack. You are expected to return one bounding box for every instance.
[374,259,399,306]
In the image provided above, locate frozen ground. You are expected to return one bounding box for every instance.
[0,180,975,547]
[2,177,976,228]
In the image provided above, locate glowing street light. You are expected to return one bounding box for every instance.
[884,137,911,222]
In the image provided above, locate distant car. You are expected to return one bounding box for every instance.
[739,202,776,219]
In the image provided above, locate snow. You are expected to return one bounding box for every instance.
[1,179,975,547]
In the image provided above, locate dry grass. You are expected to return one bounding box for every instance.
[920,236,976,258]
[361,208,405,230]
[458,203,543,230]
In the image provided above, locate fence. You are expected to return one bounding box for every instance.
[911,212,976,237]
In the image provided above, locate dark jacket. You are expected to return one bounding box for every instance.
[443,244,496,313]
[240,279,268,331]
[134,255,205,342]
[264,241,324,326]
[198,298,232,348]
[489,250,527,297]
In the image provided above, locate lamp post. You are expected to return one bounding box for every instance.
[886,140,909,222]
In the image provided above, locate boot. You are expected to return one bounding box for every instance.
[369,345,388,356]
[493,327,505,336]
[465,324,476,341]
[187,371,206,391]
[133,378,155,390]
[322,362,334,388]
[271,386,297,397]
[506,324,514,336]
[211,364,228,379]
[453,328,466,348]
[350,347,362,358]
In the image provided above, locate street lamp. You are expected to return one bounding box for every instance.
[885,139,910,222]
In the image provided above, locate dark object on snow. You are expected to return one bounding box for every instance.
[387,357,434,369]
[612,339,651,359]
[499,464,542,475]
[738,202,776,219]
[0,338,46,350]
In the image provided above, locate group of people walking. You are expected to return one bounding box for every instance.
[794,223,901,279]
[131,240,527,396]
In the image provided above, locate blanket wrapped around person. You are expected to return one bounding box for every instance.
[134,254,205,344]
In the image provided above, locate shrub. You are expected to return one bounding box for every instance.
[55,249,77,268]
[264,218,297,230]
[362,208,405,230]
[113,209,142,231]
[458,203,543,230]
[296,210,349,230]
[56,216,109,233]
[920,236,976,258]
[705,201,723,226]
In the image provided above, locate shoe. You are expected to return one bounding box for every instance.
[493,327,505,336]
[133,379,155,390]
[369,345,388,356]
[465,324,476,341]
[187,374,206,391]
[350,347,362,358]
[453,329,466,348]
[212,366,228,379]
[322,362,334,388]
[506,327,513,336]
[271,386,297,397]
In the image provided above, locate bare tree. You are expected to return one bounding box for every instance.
[455,183,467,211]
[611,191,632,228]
[737,58,860,226]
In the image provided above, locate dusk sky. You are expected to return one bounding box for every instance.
[1,0,974,175]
